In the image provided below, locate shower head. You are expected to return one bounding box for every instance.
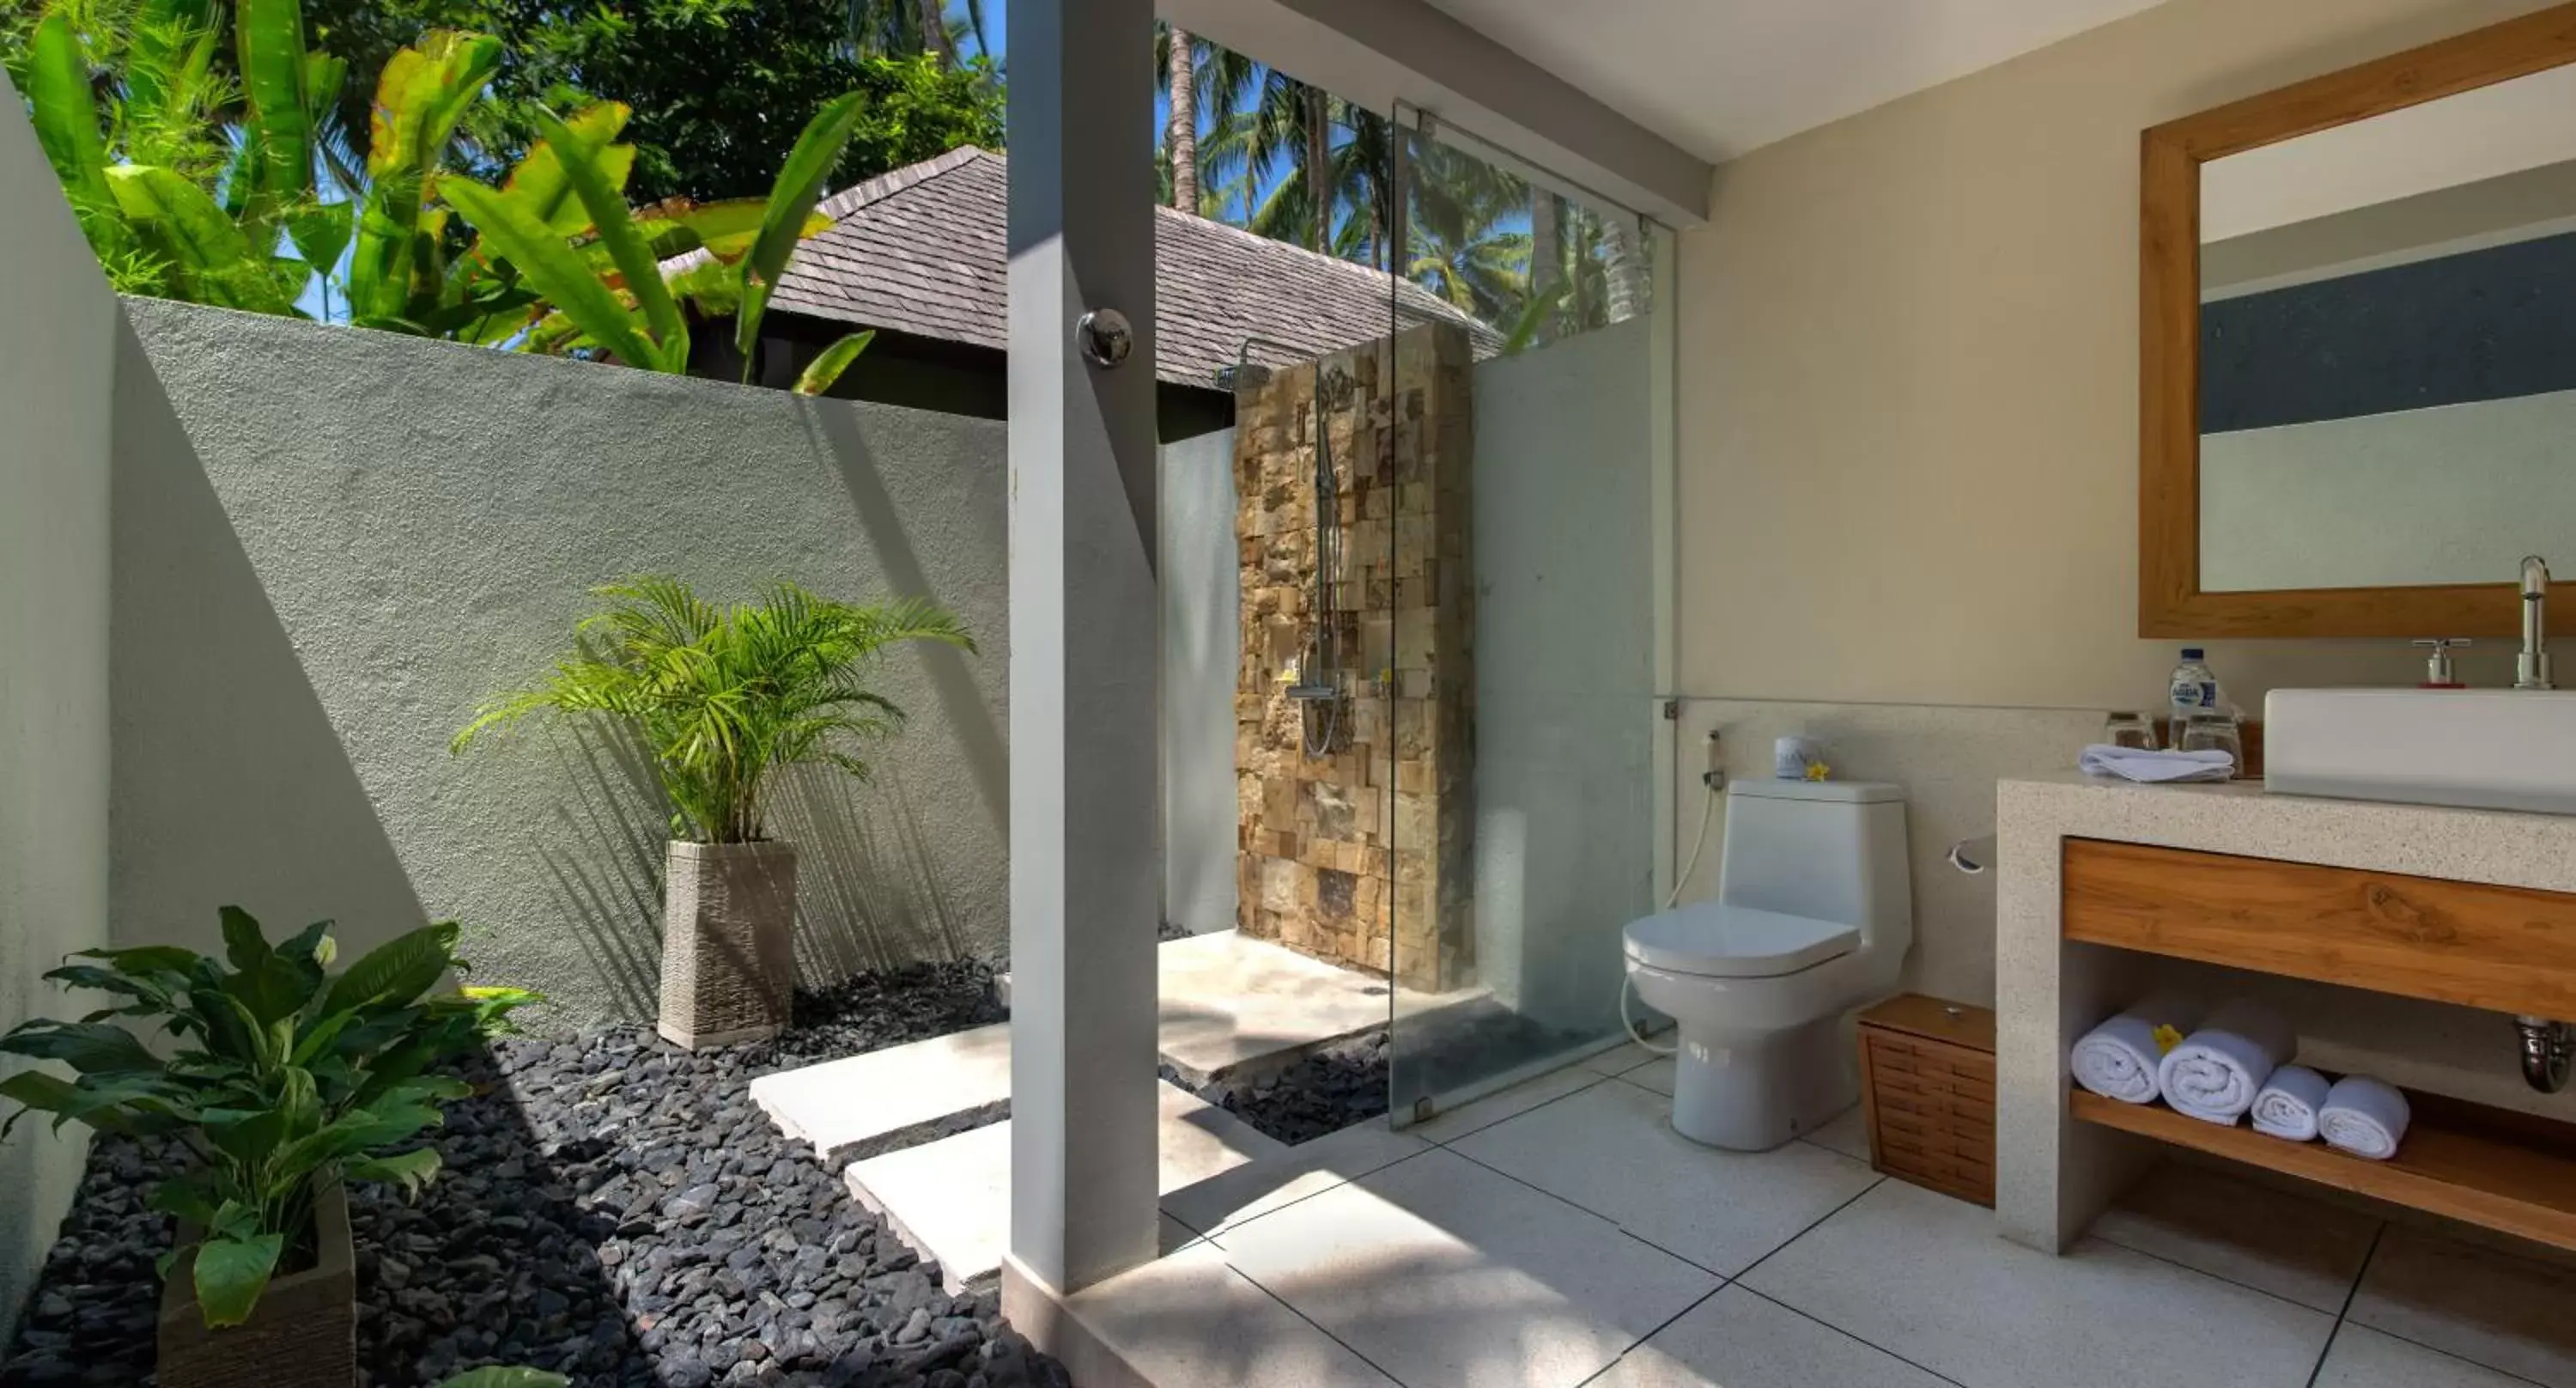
[1215,362,1273,392]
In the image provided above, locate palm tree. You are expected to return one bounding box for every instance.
[1528,187,1562,344]
[1162,22,1199,212]
[845,0,975,66]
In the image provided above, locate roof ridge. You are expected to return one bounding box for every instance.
[815,143,991,221]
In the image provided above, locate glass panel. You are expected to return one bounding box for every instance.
[1385,109,1668,1120]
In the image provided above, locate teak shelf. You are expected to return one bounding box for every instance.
[2070,1088,2576,1252]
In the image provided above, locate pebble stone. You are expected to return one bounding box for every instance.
[0,961,1070,1388]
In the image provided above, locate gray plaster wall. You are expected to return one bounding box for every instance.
[0,81,116,1338]
[113,298,1010,1023]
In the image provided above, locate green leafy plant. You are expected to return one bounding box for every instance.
[440,89,879,393]
[0,910,538,1328]
[453,577,973,843]
[439,1370,569,1388]
[18,0,335,310]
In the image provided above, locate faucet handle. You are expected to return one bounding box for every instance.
[2414,638,2470,689]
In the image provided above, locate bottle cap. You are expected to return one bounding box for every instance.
[2179,648,2205,660]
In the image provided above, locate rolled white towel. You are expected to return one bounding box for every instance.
[2319,1076,2412,1160]
[2156,998,2297,1125]
[2251,1064,2330,1141]
[2071,995,2202,1104]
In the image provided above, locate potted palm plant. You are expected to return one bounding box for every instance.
[0,910,536,1388]
[455,577,973,1049]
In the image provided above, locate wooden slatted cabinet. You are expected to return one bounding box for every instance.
[1857,995,1997,1206]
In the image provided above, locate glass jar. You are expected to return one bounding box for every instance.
[2103,711,2158,751]
[2177,709,2245,775]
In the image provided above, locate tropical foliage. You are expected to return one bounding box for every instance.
[1151,26,1650,350]
[7,0,883,390]
[453,578,975,845]
[0,910,538,1329]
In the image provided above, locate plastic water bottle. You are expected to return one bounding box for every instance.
[2166,648,2222,747]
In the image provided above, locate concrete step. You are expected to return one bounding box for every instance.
[749,1021,1012,1167]
[847,1086,1287,1292]
[753,932,1396,1169]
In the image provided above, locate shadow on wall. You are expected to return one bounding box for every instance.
[775,764,975,982]
[106,314,428,958]
[805,405,1008,836]
[530,719,669,1019]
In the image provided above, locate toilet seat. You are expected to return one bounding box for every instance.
[1623,903,1859,979]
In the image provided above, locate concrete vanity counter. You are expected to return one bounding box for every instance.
[1991,772,2576,1255]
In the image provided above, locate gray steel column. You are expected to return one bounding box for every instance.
[1004,0,1162,1296]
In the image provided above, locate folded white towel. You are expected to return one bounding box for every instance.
[2251,1064,2331,1141]
[2319,1076,2411,1160]
[2157,998,2297,1124]
[2071,995,2202,1105]
[2079,744,2236,783]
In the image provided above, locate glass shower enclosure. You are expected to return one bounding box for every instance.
[1379,106,1677,1121]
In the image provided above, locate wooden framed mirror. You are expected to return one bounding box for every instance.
[2142,3,2576,638]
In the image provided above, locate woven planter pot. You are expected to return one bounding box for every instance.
[658,839,799,1049]
[158,1182,355,1388]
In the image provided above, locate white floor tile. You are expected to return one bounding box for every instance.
[750,1021,1012,1164]
[1742,1179,2333,1388]
[2087,1161,2379,1312]
[1580,1042,1668,1077]
[1453,1079,1880,1275]
[1220,1146,1721,1387]
[1803,1105,1870,1161]
[2348,1226,2576,1387]
[1619,1057,1677,1097]
[847,1087,1284,1291]
[1163,1117,1431,1239]
[1588,1286,1954,1388]
[2314,1325,2541,1388]
[1157,1083,1290,1190]
[1409,1063,1601,1143]
[1066,1240,1400,1388]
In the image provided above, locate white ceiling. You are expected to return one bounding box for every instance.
[1422,0,2172,164]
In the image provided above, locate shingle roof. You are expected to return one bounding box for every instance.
[714,145,1500,386]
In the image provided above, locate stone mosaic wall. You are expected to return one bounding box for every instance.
[1235,322,1475,992]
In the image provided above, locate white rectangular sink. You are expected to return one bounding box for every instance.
[2266,687,2576,815]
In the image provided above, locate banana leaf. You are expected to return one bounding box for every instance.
[25,15,117,224]
[347,31,502,324]
[793,330,873,396]
[493,102,635,240]
[440,176,665,370]
[106,165,292,314]
[234,0,317,230]
[736,89,869,368]
[532,109,687,371]
[286,200,354,283]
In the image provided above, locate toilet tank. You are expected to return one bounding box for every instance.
[1716,780,1912,950]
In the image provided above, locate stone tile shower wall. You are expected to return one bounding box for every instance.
[1235,322,1475,992]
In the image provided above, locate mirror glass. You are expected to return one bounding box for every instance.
[2198,62,2576,592]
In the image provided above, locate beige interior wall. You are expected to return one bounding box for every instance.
[1675,0,2560,712]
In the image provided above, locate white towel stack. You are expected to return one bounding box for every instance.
[2156,999,2297,1125]
[2070,995,2202,1105]
[2319,1076,2412,1160]
[2250,1064,2331,1141]
[2077,745,2237,783]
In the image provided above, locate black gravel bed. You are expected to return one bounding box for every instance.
[3,960,1066,1388]
[1163,1029,1391,1147]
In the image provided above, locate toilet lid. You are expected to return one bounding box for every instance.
[1624,904,1859,978]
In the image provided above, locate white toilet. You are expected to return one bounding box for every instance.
[1623,779,1912,1150]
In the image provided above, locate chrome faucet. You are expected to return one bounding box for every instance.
[2519,555,2555,691]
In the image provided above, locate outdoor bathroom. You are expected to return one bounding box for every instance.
[19,1,2576,1386]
